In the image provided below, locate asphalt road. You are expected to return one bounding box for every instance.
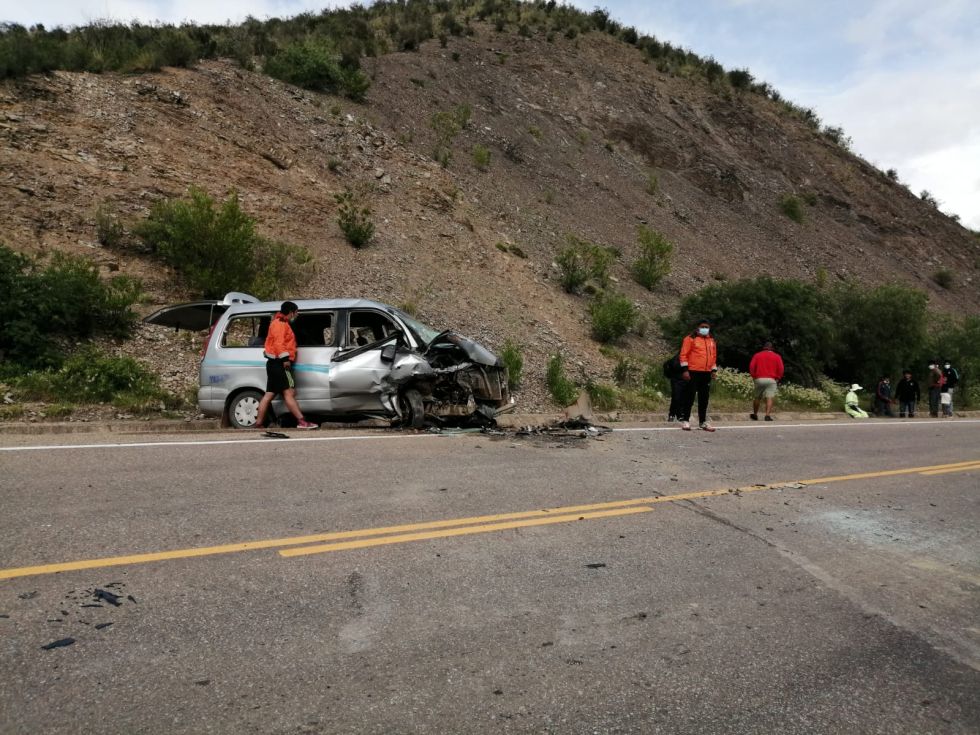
[1,419,978,734]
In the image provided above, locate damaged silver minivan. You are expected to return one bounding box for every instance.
[145,292,514,428]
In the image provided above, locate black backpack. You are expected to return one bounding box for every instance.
[662,352,681,379]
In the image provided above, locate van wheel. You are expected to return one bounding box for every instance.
[399,388,425,429]
[228,390,263,429]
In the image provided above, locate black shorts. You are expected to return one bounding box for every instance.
[265,358,295,394]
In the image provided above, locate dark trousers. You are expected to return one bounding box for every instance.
[898,400,916,417]
[928,387,941,417]
[668,377,686,419]
[680,371,712,424]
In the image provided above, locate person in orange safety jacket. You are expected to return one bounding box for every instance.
[677,318,718,432]
[254,301,318,430]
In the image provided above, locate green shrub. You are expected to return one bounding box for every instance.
[642,363,668,394]
[932,268,953,289]
[926,316,979,407]
[499,340,523,390]
[13,346,163,404]
[251,237,312,296]
[0,244,141,369]
[780,194,805,223]
[613,357,637,387]
[589,292,637,343]
[546,353,578,406]
[95,201,125,249]
[135,187,308,298]
[711,367,833,409]
[430,104,470,166]
[822,125,852,150]
[662,277,834,386]
[264,38,369,100]
[556,235,615,293]
[727,69,753,89]
[828,282,928,388]
[472,144,491,170]
[662,277,931,389]
[335,189,375,248]
[631,225,672,290]
[586,380,618,410]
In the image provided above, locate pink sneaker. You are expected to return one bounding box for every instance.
[296,420,319,430]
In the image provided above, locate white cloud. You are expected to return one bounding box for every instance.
[3,1,340,27]
[905,136,980,229]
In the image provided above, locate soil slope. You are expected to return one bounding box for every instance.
[1,26,978,408]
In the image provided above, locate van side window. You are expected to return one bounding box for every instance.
[222,315,271,348]
[292,311,337,347]
[347,311,399,347]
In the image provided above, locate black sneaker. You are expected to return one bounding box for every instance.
[749,413,758,421]
[765,415,774,422]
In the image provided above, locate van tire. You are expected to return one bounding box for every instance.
[399,388,425,429]
[228,389,264,429]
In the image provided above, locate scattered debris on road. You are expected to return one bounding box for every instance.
[41,637,75,650]
[94,589,122,607]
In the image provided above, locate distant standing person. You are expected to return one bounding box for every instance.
[663,351,685,422]
[874,375,895,417]
[844,384,869,419]
[254,301,319,430]
[927,361,944,418]
[748,340,784,422]
[942,360,959,417]
[678,319,718,432]
[894,369,920,418]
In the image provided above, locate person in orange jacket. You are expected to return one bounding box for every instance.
[678,318,718,431]
[255,301,319,430]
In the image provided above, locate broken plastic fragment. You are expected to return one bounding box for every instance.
[94,589,122,607]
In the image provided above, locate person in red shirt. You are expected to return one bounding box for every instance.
[255,301,318,430]
[748,340,784,421]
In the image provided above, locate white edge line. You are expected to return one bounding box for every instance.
[0,432,441,452]
[1,419,978,453]
[614,419,980,432]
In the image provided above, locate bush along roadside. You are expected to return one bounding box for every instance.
[0,244,140,369]
[133,187,311,299]
[1,346,190,420]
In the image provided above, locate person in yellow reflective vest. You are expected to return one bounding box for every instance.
[844,384,869,418]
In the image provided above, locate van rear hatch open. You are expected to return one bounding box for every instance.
[143,292,258,331]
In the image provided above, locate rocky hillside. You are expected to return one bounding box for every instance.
[2,24,978,408]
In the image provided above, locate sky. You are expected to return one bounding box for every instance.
[5,1,979,229]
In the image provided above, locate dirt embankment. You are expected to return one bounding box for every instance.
[1,26,978,410]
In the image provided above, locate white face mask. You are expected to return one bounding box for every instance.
[697,327,710,336]
[944,364,951,369]
[928,364,935,370]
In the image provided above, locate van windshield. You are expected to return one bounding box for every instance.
[390,309,442,346]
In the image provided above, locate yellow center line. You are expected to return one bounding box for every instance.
[280,507,654,557]
[799,458,980,484]
[0,457,977,581]
[919,462,980,476]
